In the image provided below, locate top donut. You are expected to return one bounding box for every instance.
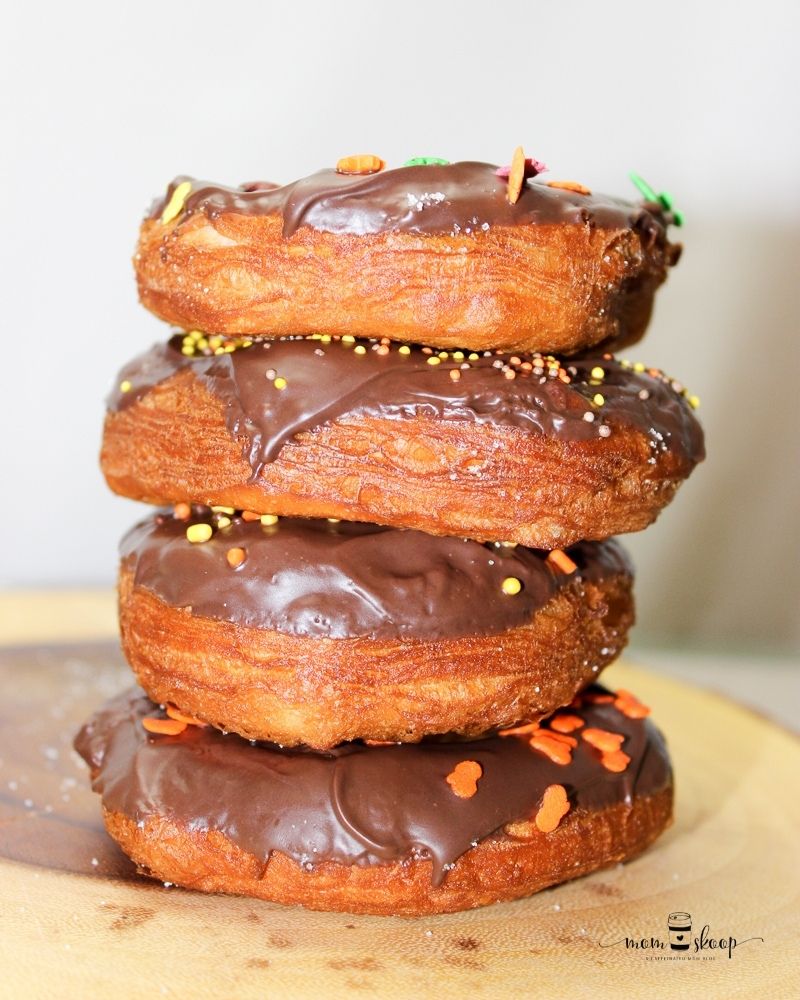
[135,153,682,355]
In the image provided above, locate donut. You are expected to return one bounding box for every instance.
[74,685,672,915]
[102,335,704,549]
[117,509,634,747]
[134,161,680,354]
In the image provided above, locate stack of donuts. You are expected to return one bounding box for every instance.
[76,151,704,915]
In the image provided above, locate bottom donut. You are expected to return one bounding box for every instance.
[75,685,673,916]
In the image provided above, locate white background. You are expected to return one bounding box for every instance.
[2,0,798,652]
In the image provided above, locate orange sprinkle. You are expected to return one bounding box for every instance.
[535,784,571,833]
[582,727,625,753]
[547,180,592,195]
[547,549,578,574]
[498,721,540,737]
[582,692,615,704]
[446,760,483,799]
[542,729,578,747]
[614,689,651,719]
[241,510,261,522]
[364,739,396,747]
[173,502,191,521]
[166,704,207,728]
[336,154,385,175]
[549,713,585,734]
[142,717,187,736]
[601,749,631,773]
[529,734,573,766]
[226,546,247,568]
[507,146,526,204]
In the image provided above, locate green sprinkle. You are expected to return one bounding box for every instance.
[630,172,684,227]
[404,157,449,167]
[629,172,659,202]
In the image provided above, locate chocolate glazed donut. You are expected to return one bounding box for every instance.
[134,163,679,354]
[75,686,673,915]
[118,511,635,747]
[102,336,704,549]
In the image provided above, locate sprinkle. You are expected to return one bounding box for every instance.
[166,704,207,727]
[549,713,585,734]
[265,368,277,380]
[211,506,235,514]
[501,576,522,595]
[327,517,341,523]
[546,549,578,574]
[600,749,631,773]
[186,523,213,544]
[173,502,191,521]
[498,721,540,737]
[398,345,411,355]
[529,733,573,766]
[342,335,355,345]
[449,369,461,382]
[506,146,526,205]
[241,510,261,522]
[260,514,279,526]
[534,784,571,833]
[592,393,605,406]
[226,547,247,568]
[453,351,465,360]
[582,728,625,752]
[495,156,547,179]
[638,389,650,400]
[688,394,700,409]
[629,172,683,226]
[582,411,595,423]
[336,154,384,175]
[590,366,605,380]
[598,425,612,438]
[142,717,187,736]
[273,376,288,390]
[445,760,483,799]
[353,345,367,355]
[215,516,231,529]
[503,369,516,380]
[119,379,132,393]
[614,689,651,719]
[468,352,479,361]
[633,361,646,373]
[426,356,441,366]
[160,180,192,224]
[404,156,449,166]
[547,180,591,195]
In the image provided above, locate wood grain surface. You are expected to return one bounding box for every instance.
[0,641,797,999]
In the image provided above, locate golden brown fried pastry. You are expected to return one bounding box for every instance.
[135,163,679,354]
[102,336,704,549]
[75,686,673,915]
[118,510,634,746]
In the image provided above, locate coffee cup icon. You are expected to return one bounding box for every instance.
[668,912,692,951]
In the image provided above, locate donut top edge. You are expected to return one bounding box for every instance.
[120,509,632,641]
[148,162,673,242]
[74,685,671,883]
[107,336,706,475]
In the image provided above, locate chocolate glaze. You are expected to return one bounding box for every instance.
[149,163,671,243]
[75,687,671,885]
[108,337,705,477]
[121,510,631,640]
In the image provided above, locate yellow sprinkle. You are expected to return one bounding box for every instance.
[196,338,208,350]
[633,362,646,373]
[469,353,480,361]
[224,344,236,353]
[591,366,605,380]
[214,347,225,355]
[260,514,279,526]
[501,577,522,596]
[593,393,605,406]
[208,336,222,349]
[688,394,701,408]
[453,351,465,361]
[498,541,518,548]
[342,335,355,345]
[354,345,367,355]
[181,346,194,356]
[398,345,411,355]
[242,340,253,349]
[273,377,288,390]
[327,517,341,523]
[449,369,461,382]
[160,180,192,225]
[438,351,449,359]
[119,380,132,393]
[189,330,203,341]
[211,506,235,514]
[215,516,231,529]
[186,523,213,544]
[320,335,332,344]
[427,356,441,366]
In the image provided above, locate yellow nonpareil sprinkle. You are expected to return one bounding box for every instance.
[438,351,449,360]
[398,345,411,355]
[427,356,441,366]
[211,506,235,514]
[469,353,480,361]
[260,514,279,526]
[181,346,194,356]
[591,366,605,380]
[633,362,646,373]
[453,351,465,360]
[342,335,355,345]
[160,181,192,225]
[354,345,367,355]
[273,377,288,390]
[688,395,701,408]
[186,523,213,544]
[215,516,231,529]
[119,380,132,393]
[501,577,522,595]
[593,393,605,406]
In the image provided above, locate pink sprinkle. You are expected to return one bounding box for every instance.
[495,158,548,179]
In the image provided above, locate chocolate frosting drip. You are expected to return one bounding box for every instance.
[149,163,669,242]
[108,337,705,477]
[75,687,671,884]
[121,510,631,640]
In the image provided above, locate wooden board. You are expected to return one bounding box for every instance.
[0,642,797,999]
